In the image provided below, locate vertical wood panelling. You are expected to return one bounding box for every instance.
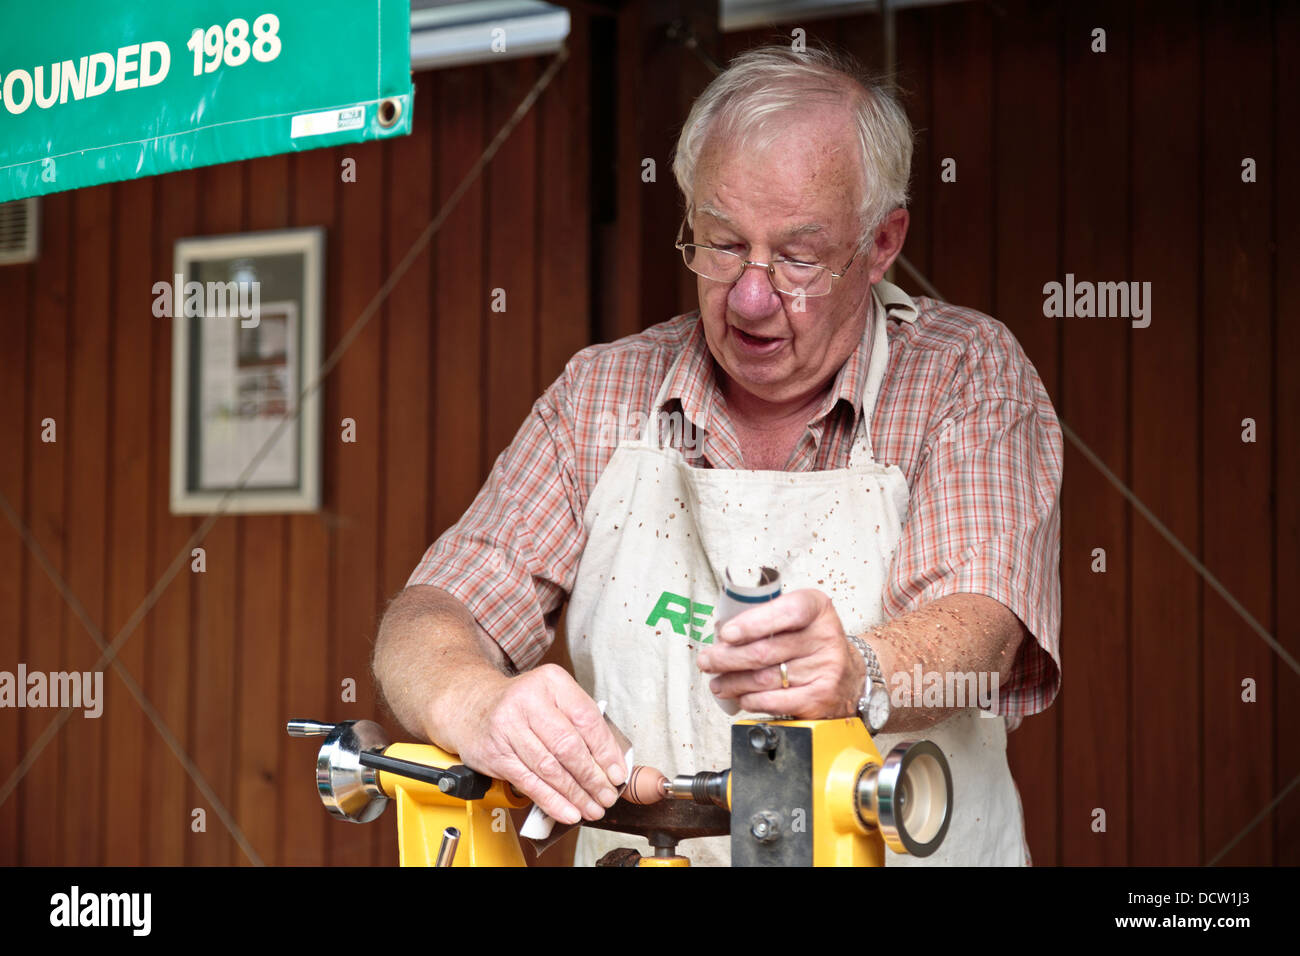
[433,68,486,530]
[929,2,994,312]
[329,137,386,868]
[318,144,348,870]
[1274,0,1300,866]
[376,69,437,870]
[613,7,649,339]
[486,59,541,459]
[1129,0,1202,865]
[236,153,292,866]
[146,168,200,865]
[1200,0,1274,867]
[611,1,715,335]
[1059,0,1131,866]
[993,0,1064,867]
[0,222,30,865]
[19,188,72,866]
[279,144,337,867]
[104,176,155,866]
[674,36,720,318]
[381,73,435,609]
[896,7,933,280]
[538,12,593,385]
[190,162,246,866]
[837,8,883,72]
[60,183,112,865]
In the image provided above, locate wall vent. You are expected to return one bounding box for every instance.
[0,198,39,266]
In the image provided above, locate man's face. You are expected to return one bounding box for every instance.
[691,107,904,410]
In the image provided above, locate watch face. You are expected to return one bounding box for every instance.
[867,686,891,731]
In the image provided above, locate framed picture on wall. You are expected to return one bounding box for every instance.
[168,227,325,514]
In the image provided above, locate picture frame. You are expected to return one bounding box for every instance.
[169,227,325,514]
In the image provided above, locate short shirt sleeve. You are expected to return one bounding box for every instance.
[882,323,1063,717]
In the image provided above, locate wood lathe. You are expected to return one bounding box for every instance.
[286,714,952,867]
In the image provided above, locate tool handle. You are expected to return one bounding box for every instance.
[358,750,492,801]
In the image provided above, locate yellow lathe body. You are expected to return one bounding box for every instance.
[380,741,530,867]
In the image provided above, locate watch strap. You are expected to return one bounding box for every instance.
[847,633,883,686]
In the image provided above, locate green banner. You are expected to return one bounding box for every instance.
[0,1,412,201]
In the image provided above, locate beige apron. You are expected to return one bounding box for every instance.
[566,281,1030,866]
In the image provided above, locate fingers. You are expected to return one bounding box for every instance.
[695,587,858,719]
[463,664,626,825]
[709,651,845,705]
[715,662,849,719]
[698,591,833,675]
[506,724,599,824]
[709,656,799,699]
[551,675,629,788]
[526,702,621,818]
[711,589,826,646]
[700,631,803,675]
[734,685,827,718]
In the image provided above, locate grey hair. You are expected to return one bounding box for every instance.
[672,45,913,246]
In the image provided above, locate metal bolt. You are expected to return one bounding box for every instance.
[748,724,779,755]
[749,810,782,844]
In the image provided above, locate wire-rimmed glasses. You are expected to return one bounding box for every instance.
[675,217,864,297]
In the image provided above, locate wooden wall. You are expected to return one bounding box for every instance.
[1,0,1295,866]
[708,0,1296,866]
[0,23,591,866]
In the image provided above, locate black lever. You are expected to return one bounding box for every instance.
[357,750,492,801]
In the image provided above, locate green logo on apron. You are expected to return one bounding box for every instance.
[645,590,715,643]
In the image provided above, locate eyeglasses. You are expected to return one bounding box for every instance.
[675,216,865,297]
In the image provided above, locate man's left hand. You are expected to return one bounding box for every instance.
[696,589,866,719]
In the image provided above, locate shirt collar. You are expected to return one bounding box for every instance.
[873,277,920,324]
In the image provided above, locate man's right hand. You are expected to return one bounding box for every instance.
[450,663,627,825]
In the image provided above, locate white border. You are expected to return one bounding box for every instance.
[170,227,324,514]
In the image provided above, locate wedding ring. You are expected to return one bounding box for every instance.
[779,661,790,689]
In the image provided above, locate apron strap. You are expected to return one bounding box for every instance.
[848,284,897,467]
[644,346,691,448]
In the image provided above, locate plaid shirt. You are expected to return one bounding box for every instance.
[409,292,1063,718]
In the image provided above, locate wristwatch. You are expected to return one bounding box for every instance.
[846,634,890,734]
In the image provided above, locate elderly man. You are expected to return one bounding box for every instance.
[374,45,1062,867]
